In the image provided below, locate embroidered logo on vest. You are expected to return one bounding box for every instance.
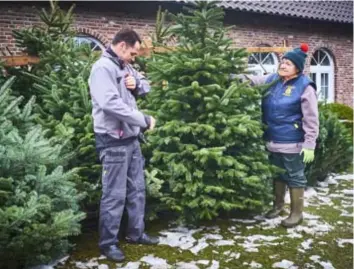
[283,85,294,96]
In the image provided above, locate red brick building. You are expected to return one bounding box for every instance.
[0,1,352,106]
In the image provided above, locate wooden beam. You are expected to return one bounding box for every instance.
[0,46,291,67]
[1,55,40,67]
[139,45,291,56]
[246,47,291,53]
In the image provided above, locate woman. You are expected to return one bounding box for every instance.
[241,44,319,227]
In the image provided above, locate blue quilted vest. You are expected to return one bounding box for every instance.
[262,74,316,143]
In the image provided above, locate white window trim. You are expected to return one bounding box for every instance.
[247,52,279,75]
[310,50,335,103]
[74,35,105,51]
[248,63,278,75]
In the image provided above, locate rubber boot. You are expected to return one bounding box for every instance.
[281,188,304,228]
[265,180,287,219]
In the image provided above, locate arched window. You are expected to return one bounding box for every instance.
[310,49,335,102]
[73,35,105,51]
[248,52,279,75]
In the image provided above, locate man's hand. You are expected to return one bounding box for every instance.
[149,116,156,131]
[125,74,136,90]
[300,148,315,164]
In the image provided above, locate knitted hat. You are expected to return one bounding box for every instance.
[283,43,309,72]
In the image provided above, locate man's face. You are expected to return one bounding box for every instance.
[121,41,140,63]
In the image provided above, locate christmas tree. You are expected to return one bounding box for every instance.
[0,75,85,268]
[305,105,353,185]
[10,0,100,206]
[143,2,275,222]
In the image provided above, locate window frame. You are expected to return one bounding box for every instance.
[310,49,335,103]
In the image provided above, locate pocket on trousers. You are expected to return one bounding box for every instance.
[102,148,126,164]
[101,148,127,198]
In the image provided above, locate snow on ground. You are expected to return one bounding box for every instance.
[140,255,171,269]
[158,227,201,250]
[56,174,353,269]
[334,174,354,181]
[336,238,354,248]
[309,255,335,269]
[272,259,295,268]
[117,262,141,269]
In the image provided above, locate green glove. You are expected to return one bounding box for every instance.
[300,148,315,163]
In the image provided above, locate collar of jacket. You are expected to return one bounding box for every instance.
[103,47,125,69]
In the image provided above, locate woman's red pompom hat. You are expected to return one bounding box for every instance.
[300,43,309,53]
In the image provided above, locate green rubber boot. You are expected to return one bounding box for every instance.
[265,180,287,219]
[281,188,304,228]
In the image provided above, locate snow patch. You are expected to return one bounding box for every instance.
[286,230,303,239]
[140,255,170,268]
[272,259,294,268]
[207,260,219,269]
[303,212,320,220]
[343,189,354,196]
[309,255,335,269]
[340,210,354,217]
[196,260,210,265]
[74,262,89,269]
[225,251,241,262]
[334,174,354,181]
[190,239,209,254]
[212,239,234,246]
[117,262,141,269]
[175,262,199,269]
[337,238,354,248]
[328,193,343,199]
[305,187,318,199]
[159,227,201,250]
[259,217,282,229]
[204,234,223,240]
[299,239,313,252]
[293,220,333,235]
[317,181,329,188]
[327,176,339,185]
[250,261,263,268]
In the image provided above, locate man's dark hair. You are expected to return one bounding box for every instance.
[112,28,142,46]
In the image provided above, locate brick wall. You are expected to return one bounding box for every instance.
[0,1,352,107]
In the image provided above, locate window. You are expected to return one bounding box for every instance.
[247,52,278,75]
[310,49,334,102]
[73,35,105,51]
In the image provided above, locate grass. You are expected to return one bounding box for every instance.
[57,177,353,269]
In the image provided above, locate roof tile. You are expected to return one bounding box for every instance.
[177,0,353,23]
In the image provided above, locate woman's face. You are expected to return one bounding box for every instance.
[278,58,298,78]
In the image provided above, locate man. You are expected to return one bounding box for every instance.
[89,29,158,262]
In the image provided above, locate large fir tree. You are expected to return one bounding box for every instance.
[143,2,275,222]
[10,0,100,206]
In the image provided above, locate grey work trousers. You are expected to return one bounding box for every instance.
[98,139,146,249]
